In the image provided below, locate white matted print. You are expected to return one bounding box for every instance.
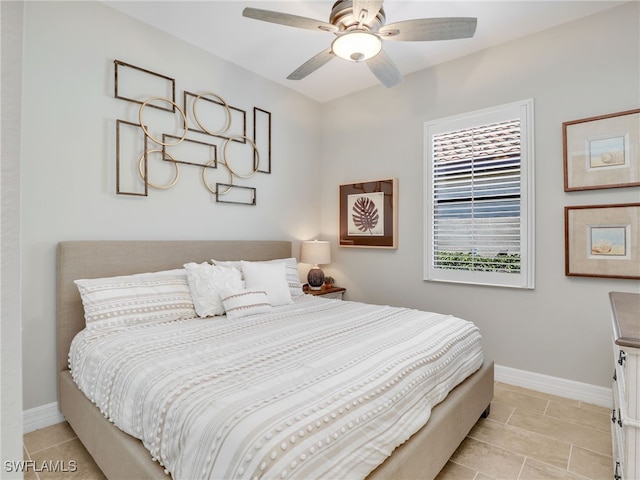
[588,225,629,259]
[347,192,385,236]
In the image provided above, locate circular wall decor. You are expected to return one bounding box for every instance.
[138,149,180,190]
[138,97,187,146]
[193,92,232,136]
[201,159,233,195]
[222,135,260,179]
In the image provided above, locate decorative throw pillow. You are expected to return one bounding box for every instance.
[241,261,292,306]
[220,289,272,321]
[212,257,304,297]
[74,269,196,330]
[184,262,243,317]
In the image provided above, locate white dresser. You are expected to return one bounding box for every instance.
[610,291,640,480]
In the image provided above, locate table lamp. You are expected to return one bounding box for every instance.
[300,240,331,290]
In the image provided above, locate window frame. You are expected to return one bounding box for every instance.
[424,99,535,289]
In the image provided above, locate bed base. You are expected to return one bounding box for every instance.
[57,240,494,480]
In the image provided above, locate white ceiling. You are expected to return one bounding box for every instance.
[103,1,628,103]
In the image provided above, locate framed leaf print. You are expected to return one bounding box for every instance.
[339,178,398,248]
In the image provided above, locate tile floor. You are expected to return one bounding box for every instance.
[22,382,613,479]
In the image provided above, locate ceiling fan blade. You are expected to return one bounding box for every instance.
[352,0,383,25]
[366,50,403,88]
[242,7,337,33]
[287,48,335,80]
[379,17,477,41]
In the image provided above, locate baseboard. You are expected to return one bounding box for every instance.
[495,364,612,408]
[23,401,65,434]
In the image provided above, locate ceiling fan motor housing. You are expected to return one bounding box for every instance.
[329,1,386,31]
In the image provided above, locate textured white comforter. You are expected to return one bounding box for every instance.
[70,295,483,480]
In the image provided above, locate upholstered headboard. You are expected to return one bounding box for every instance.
[56,240,293,390]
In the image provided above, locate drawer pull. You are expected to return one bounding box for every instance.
[614,461,621,480]
[612,409,617,424]
[617,409,622,427]
[613,368,617,382]
[618,350,627,366]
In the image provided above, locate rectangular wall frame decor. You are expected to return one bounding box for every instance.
[216,184,256,205]
[162,135,217,169]
[116,119,148,196]
[565,203,640,279]
[563,109,640,191]
[114,60,175,111]
[339,178,398,248]
[254,107,272,174]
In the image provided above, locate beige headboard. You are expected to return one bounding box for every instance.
[56,240,292,388]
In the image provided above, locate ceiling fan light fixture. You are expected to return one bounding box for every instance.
[331,31,382,62]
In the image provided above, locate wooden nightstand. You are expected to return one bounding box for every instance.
[303,285,346,300]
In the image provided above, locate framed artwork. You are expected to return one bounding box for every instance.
[339,178,398,248]
[563,109,640,191]
[565,203,640,279]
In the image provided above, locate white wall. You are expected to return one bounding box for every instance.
[318,2,640,389]
[2,0,25,474]
[20,1,322,409]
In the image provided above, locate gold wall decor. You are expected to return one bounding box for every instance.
[113,59,273,205]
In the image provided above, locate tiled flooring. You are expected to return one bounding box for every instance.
[436,383,613,480]
[22,382,612,479]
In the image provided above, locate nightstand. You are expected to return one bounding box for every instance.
[303,285,346,300]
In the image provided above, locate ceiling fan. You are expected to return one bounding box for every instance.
[242,0,477,88]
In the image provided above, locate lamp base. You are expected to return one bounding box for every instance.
[307,267,325,291]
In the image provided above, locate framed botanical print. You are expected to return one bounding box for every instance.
[563,109,640,191]
[339,178,398,248]
[565,203,640,279]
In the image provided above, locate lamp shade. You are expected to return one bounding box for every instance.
[300,240,331,266]
[331,31,382,62]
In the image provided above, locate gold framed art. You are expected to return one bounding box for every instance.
[339,178,398,248]
[565,203,640,279]
[563,109,640,191]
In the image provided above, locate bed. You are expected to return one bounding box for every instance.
[57,240,493,480]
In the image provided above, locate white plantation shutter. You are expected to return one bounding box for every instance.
[424,100,535,288]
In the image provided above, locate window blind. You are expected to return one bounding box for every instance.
[431,119,522,273]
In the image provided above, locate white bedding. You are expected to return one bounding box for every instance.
[69,295,483,480]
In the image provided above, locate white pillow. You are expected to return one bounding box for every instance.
[74,269,196,330]
[212,257,304,297]
[221,289,272,320]
[241,261,292,306]
[184,262,243,317]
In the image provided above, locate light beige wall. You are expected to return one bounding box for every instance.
[20,1,322,409]
[319,2,640,388]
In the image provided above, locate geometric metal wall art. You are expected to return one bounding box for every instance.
[113,59,272,205]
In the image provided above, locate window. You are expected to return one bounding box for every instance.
[424,99,535,288]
